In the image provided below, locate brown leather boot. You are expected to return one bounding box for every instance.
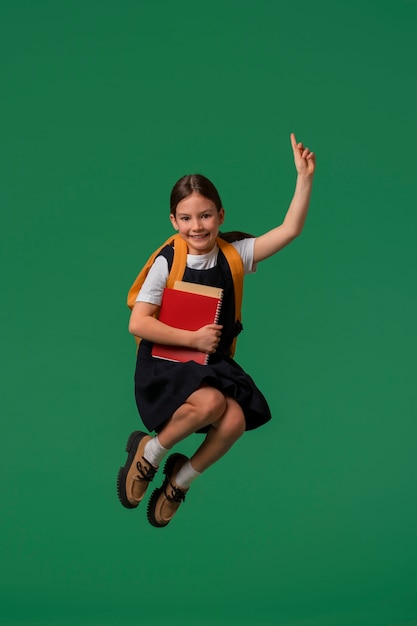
[117,431,157,509]
[147,453,188,527]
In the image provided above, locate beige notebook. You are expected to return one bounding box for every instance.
[174,280,223,300]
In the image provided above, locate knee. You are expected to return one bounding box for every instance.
[200,387,226,420]
[197,388,227,425]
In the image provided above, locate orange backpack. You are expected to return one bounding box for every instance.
[127,234,244,356]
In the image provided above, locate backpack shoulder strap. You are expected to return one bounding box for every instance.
[166,236,187,288]
[127,234,187,309]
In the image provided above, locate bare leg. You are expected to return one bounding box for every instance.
[157,386,227,449]
[189,396,246,473]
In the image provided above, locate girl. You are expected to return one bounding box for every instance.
[117,133,315,528]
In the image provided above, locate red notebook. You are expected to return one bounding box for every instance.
[151,281,223,365]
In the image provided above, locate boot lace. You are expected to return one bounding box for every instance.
[136,458,157,482]
[166,482,187,503]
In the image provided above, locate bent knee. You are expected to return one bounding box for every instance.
[201,387,227,419]
[191,387,227,427]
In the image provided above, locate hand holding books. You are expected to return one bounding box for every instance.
[192,322,223,355]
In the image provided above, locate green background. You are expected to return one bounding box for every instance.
[1,1,417,625]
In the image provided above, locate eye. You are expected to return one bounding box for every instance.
[202,213,212,219]
[180,216,190,221]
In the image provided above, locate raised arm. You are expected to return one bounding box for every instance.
[253,133,316,263]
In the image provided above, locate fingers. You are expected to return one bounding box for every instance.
[212,326,222,352]
[291,133,306,157]
[291,132,304,149]
[291,133,313,155]
[198,324,222,353]
[291,133,315,162]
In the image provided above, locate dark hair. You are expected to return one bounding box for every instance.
[170,174,223,215]
[218,230,254,242]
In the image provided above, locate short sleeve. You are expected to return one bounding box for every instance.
[231,238,257,274]
[136,255,169,306]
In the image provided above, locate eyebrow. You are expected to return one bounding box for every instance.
[176,208,216,217]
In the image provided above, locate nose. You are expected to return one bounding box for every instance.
[191,218,203,231]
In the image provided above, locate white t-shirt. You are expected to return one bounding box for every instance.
[136,238,257,306]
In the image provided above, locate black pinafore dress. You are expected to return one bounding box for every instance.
[134,245,272,433]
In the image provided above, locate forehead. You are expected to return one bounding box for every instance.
[175,192,217,214]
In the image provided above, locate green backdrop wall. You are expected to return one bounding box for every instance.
[1,1,416,625]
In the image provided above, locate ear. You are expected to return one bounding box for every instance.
[170,213,179,230]
[219,207,225,225]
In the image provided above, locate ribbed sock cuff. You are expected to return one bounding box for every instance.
[175,460,201,490]
[143,436,169,467]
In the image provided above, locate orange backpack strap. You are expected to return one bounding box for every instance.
[166,236,188,288]
[216,237,244,357]
[127,234,187,309]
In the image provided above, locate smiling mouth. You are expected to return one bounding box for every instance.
[190,233,209,239]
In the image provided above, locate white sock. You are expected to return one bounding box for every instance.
[143,436,169,468]
[175,460,201,490]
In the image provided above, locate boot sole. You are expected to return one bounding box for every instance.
[147,453,188,528]
[116,430,148,509]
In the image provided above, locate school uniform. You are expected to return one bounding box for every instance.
[134,238,271,433]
